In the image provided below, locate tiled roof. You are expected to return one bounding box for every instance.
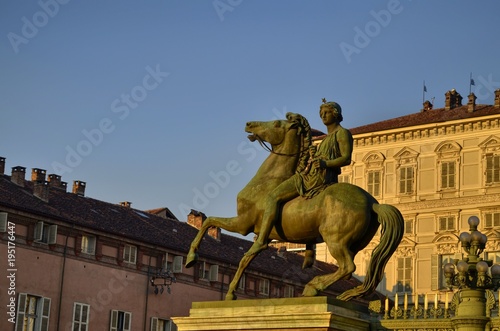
[0,174,375,301]
[349,104,500,135]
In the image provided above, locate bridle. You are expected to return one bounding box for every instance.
[253,134,309,157]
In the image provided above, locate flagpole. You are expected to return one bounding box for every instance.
[423,80,426,104]
[469,72,472,95]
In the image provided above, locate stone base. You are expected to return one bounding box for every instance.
[172,296,371,331]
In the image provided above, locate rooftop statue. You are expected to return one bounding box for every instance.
[185,99,404,301]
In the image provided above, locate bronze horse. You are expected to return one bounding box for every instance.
[185,113,404,301]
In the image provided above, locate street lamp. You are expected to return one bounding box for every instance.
[443,216,500,331]
[150,268,176,295]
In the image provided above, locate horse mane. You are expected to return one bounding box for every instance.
[285,112,312,173]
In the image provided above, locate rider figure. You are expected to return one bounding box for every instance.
[246,99,354,256]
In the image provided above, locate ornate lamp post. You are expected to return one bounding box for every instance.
[443,216,500,331]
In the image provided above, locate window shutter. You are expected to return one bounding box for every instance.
[124,312,132,331]
[48,225,57,244]
[209,265,219,281]
[162,253,169,270]
[431,254,440,290]
[0,212,7,232]
[150,317,158,331]
[110,310,118,331]
[15,293,27,331]
[34,221,44,241]
[39,297,51,331]
[173,256,183,273]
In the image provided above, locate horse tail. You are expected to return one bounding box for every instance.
[339,203,404,301]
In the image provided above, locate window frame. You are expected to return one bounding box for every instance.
[110,310,131,331]
[15,293,51,331]
[81,235,96,255]
[259,279,270,296]
[72,302,90,331]
[123,245,137,264]
[396,256,412,293]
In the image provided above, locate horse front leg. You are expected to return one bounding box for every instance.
[226,249,259,300]
[185,216,249,268]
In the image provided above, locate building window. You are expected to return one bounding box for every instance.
[431,254,455,290]
[486,154,500,185]
[338,174,351,183]
[404,219,413,235]
[367,171,381,197]
[486,252,500,264]
[484,212,500,228]
[284,285,294,298]
[72,303,90,331]
[440,161,456,189]
[399,166,414,195]
[81,235,96,255]
[151,317,177,331]
[123,245,137,264]
[238,274,246,290]
[198,262,208,279]
[259,279,270,295]
[396,257,412,293]
[438,216,455,232]
[34,221,57,244]
[110,310,131,331]
[15,294,51,331]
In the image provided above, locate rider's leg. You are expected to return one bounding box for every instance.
[245,178,299,256]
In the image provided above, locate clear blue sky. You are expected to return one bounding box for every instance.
[1,1,500,225]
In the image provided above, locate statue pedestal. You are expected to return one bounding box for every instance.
[172,296,371,331]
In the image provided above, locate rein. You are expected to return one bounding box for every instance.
[254,134,308,157]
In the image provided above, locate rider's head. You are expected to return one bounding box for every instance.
[320,99,343,122]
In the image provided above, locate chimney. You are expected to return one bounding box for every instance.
[445,89,462,110]
[467,93,477,112]
[33,180,49,202]
[187,209,207,229]
[11,166,26,186]
[120,201,132,208]
[0,157,5,175]
[187,210,221,241]
[421,100,433,112]
[31,168,46,182]
[72,180,86,196]
[47,174,66,191]
[495,89,500,108]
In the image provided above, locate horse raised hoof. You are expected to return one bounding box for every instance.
[185,252,198,268]
[302,284,319,297]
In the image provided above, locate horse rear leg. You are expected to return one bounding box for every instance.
[302,242,355,296]
[186,216,247,268]
[225,252,258,300]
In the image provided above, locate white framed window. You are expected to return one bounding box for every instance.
[34,221,57,244]
[367,170,381,197]
[0,212,8,232]
[396,257,412,293]
[110,310,131,331]
[151,317,177,331]
[284,285,294,298]
[198,262,208,279]
[172,256,183,273]
[238,274,246,290]
[438,216,455,232]
[484,212,500,229]
[15,293,51,331]
[162,253,172,271]
[72,302,90,331]
[399,166,414,195]
[259,279,269,295]
[486,154,500,185]
[81,235,96,255]
[123,245,137,264]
